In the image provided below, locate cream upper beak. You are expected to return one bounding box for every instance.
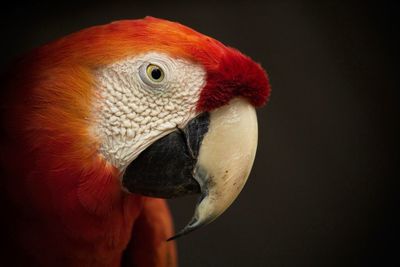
[170,97,258,239]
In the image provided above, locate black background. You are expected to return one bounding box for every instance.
[1,1,398,266]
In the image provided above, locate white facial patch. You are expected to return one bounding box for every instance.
[92,52,206,169]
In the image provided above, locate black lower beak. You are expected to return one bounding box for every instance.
[122,113,210,198]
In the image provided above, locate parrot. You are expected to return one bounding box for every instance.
[0,17,270,267]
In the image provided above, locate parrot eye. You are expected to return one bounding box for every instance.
[146,64,164,82]
[138,62,167,89]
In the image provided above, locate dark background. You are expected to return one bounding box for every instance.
[1,1,398,266]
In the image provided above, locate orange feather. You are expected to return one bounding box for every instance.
[0,16,270,266]
[0,16,218,267]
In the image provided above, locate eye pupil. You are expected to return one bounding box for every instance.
[151,68,162,80]
[144,64,164,83]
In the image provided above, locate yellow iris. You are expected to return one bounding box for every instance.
[146,64,164,82]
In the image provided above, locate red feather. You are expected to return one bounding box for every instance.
[197,47,271,111]
[0,16,269,266]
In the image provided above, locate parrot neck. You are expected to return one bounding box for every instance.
[3,156,145,266]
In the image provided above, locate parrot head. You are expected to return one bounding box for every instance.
[3,17,270,240]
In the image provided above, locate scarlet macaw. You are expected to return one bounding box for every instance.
[0,17,270,266]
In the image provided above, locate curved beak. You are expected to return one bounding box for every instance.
[122,97,258,240]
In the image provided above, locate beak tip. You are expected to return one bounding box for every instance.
[166,229,190,241]
[166,216,207,241]
[166,236,177,242]
[166,227,193,242]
